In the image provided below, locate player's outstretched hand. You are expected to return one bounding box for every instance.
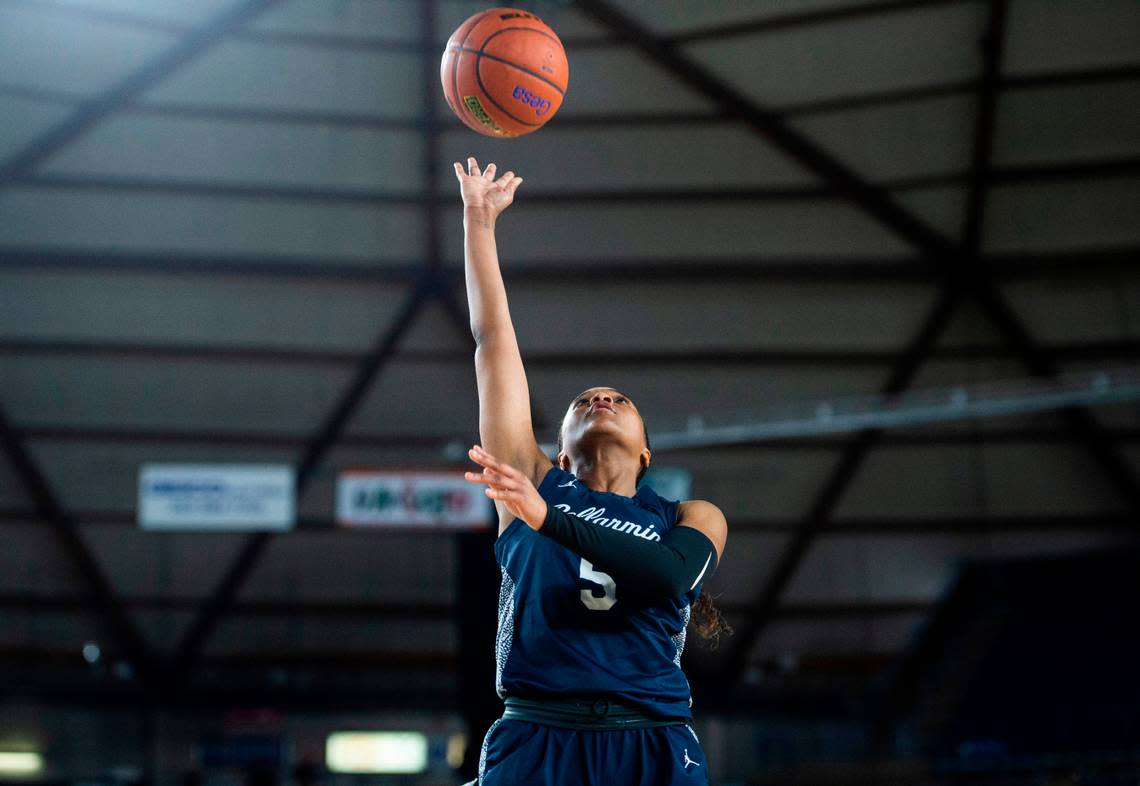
[465,445,547,530]
[453,157,523,224]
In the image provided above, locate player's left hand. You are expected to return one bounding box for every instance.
[465,445,548,530]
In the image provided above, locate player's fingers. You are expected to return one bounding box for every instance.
[469,445,508,473]
[453,162,465,180]
[494,170,514,186]
[504,176,523,197]
[467,157,480,176]
[463,471,494,485]
[483,162,497,180]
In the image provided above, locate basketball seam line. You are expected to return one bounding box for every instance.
[448,43,566,96]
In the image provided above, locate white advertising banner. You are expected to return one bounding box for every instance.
[138,464,295,531]
[336,471,491,529]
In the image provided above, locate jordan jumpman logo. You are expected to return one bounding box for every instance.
[683,749,700,769]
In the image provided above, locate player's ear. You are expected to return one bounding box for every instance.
[557,451,571,471]
[639,448,651,475]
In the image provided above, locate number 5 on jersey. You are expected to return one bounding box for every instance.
[579,559,617,610]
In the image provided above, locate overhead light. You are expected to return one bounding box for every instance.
[0,752,44,777]
[326,732,427,775]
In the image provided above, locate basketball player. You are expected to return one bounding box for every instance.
[455,157,729,785]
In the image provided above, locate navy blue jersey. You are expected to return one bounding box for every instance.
[493,466,699,719]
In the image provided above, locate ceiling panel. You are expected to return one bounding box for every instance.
[551,47,717,114]
[25,442,298,512]
[984,179,1140,253]
[790,95,976,181]
[437,2,612,42]
[684,3,983,108]
[0,4,177,95]
[82,527,250,598]
[42,117,426,192]
[611,0,904,35]
[452,202,914,261]
[439,124,818,190]
[994,82,1140,167]
[241,530,458,603]
[0,270,418,352]
[43,0,235,25]
[836,442,1128,519]
[503,280,935,352]
[143,41,421,116]
[1001,278,1140,344]
[1004,0,1140,76]
[752,614,924,659]
[201,615,456,656]
[250,0,422,40]
[3,355,353,432]
[0,522,80,593]
[0,188,426,260]
[893,186,966,242]
[0,95,74,162]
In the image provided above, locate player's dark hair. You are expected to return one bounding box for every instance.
[690,593,733,649]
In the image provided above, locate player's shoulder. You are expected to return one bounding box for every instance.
[677,499,728,555]
[677,499,727,525]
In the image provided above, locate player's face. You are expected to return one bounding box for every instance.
[560,387,647,454]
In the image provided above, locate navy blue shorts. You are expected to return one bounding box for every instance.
[476,718,709,785]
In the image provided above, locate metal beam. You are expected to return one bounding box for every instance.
[665,0,976,44]
[5,506,1135,536]
[0,0,283,187]
[0,405,153,677]
[723,286,961,679]
[8,336,1140,370]
[579,0,1140,679]
[574,0,959,258]
[6,64,1136,130]
[959,0,1140,515]
[168,275,438,683]
[5,247,1137,283]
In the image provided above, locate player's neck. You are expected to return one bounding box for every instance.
[568,447,640,497]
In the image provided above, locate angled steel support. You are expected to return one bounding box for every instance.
[579,0,1140,681]
[959,0,1140,514]
[573,0,960,259]
[0,0,282,187]
[0,405,153,678]
[169,273,439,683]
[722,286,962,679]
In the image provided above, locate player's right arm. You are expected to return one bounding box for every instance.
[454,158,551,519]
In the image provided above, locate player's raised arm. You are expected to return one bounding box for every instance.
[454,157,551,501]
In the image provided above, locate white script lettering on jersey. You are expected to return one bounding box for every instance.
[552,504,662,542]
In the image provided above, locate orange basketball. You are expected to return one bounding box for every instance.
[441,7,569,138]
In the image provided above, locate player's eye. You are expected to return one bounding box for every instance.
[616,396,628,404]
[575,398,588,406]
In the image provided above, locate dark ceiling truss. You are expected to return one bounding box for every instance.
[0,405,154,684]
[6,62,1139,134]
[0,0,1134,701]
[11,156,1138,205]
[0,0,284,189]
[163,0,462,692]
[0,592,930,624]
[9,424,1140,453]
[7,335,1140,370]
[0,0,290,699]
[4,0,979,54]
[572,0,1140,687]
[3,247,1138,285]
[4,507,1136,537]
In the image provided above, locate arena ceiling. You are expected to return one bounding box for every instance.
[0,0,1138,713]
